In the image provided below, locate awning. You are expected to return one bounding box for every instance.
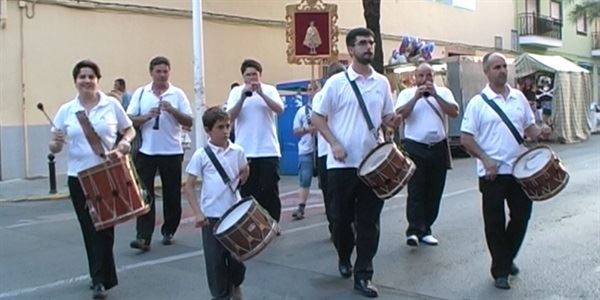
[515,53,590,78]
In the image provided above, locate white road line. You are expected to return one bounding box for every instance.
[0,186,479,298]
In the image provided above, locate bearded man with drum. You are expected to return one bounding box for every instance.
[395,63,458,247]
[312,27,402,298]
[460,52,551,290]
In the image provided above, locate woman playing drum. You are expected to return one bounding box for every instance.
[48,60,135,299]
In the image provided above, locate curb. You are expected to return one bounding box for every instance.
[0,192,70,203]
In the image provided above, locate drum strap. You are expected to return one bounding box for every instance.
[481,93,524,145]
[75,111,108,157]
[344,72,378,140]
[204,145,231,185]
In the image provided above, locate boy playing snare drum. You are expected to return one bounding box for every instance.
[183,106,249,300]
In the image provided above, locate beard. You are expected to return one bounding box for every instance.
[356,53,373,65]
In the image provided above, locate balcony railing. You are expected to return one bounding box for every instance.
[518,13,562,40]
[593,32,600,50]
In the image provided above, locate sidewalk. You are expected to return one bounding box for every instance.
[0,173,310,203]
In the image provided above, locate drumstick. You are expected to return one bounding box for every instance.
[36,102,57,129]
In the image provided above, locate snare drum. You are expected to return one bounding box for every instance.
[78,155,150,230]
[357,142,416,200]
[214,197,277,261]
[513,145,569,201]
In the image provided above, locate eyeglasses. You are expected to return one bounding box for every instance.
[355,40,375,46]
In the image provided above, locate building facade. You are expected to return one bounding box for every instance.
[0,0,516,179]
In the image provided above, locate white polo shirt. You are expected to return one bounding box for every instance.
[313,65,395,169]
[185,141,247,218]
[461,84,535,176]
[293,105,315,156]
[52,92,133,176]
[126,83,193,155]
[395,85,458,144]
[312,91,329,158]
[225,83,283,158]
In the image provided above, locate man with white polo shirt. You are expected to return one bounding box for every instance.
[461,52,551,290]
[312,27,403,298]
[395,63,459,247]
[127,56,194,251]
[226,59,284,224]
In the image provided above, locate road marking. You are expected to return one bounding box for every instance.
[0,186,478,298]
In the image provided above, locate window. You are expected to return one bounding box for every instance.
[550,0,562,21]
[432,0,475,10]
[525,0,538,14]
[576,14,587,35]
[494,36,503,49]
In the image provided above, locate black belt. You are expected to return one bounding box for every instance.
[403,138,446,150]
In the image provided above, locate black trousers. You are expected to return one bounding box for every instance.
[328,168,384,280]
[134,153,183,242]
[240,157,281,222]
[317,155,334,234]
[479,175,532,278]
[203,218,246,300]
[403,139,448,237]
[68,177,118,290]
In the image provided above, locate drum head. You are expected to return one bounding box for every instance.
[215,199,252,235]
[358,143,394,176]
[513,147,552,179]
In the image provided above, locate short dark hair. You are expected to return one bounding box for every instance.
[202,106,230,131]
[240,59,263,74]
[149,56,171,71]
[72,59,101,82]
[345,27,375,47]
[114,78,126,87]
[326,62,346,79]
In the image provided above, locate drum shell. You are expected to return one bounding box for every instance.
[357,142,416,200]
[214,198,277,262]
[78,155,150,230]
[513,145,569,201]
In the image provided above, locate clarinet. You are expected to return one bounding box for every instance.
[152,97,161,130]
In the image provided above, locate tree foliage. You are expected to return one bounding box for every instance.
[568,0,600,24]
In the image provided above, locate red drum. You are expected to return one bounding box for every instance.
[513,145,569,201]
[214,197,277,262]
[357,142,416,200]
[78,155,150,230]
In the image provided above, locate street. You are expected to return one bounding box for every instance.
[0,136,599,300]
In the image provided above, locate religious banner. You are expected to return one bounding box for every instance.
[286,0,338,64]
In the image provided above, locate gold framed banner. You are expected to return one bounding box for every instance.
[286,0,338,65]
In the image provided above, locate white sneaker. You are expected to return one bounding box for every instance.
[421,235,439,245]
[406,235,419,247]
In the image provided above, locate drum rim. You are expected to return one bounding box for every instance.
[213,197,254,237]
[357,142,397,176]
[513,144,556,179]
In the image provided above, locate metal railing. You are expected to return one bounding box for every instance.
[518,13,562,40]
[593,32,600,49]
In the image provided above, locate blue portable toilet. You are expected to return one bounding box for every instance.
[276,80,313,175]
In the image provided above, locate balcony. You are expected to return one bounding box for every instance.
[593,32,600,57]
[518,13,563,48]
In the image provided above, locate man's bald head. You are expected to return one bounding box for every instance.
[414,62,434,86]
[483,52,506,72]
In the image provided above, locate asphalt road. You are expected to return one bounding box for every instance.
[1,136,599,300]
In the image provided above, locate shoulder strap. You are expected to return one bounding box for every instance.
[137,87,145,116]
[75,111,107,157]
[344,72,374,131]
[424,98,446,131]
[204,145,231,185]
[481,93,524,145]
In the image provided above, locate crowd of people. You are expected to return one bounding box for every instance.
[48,26,552,299]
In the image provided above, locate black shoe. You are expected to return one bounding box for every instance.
[92,284,107,299]
[338,261,353,278]
[162,234,174,245]
[494,277,510,290]
[510,263,520,276]
[130,238,150,251]
[354,279,379,298]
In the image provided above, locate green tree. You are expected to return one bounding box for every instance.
[569,0,600,23]
[362,0,384,73]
